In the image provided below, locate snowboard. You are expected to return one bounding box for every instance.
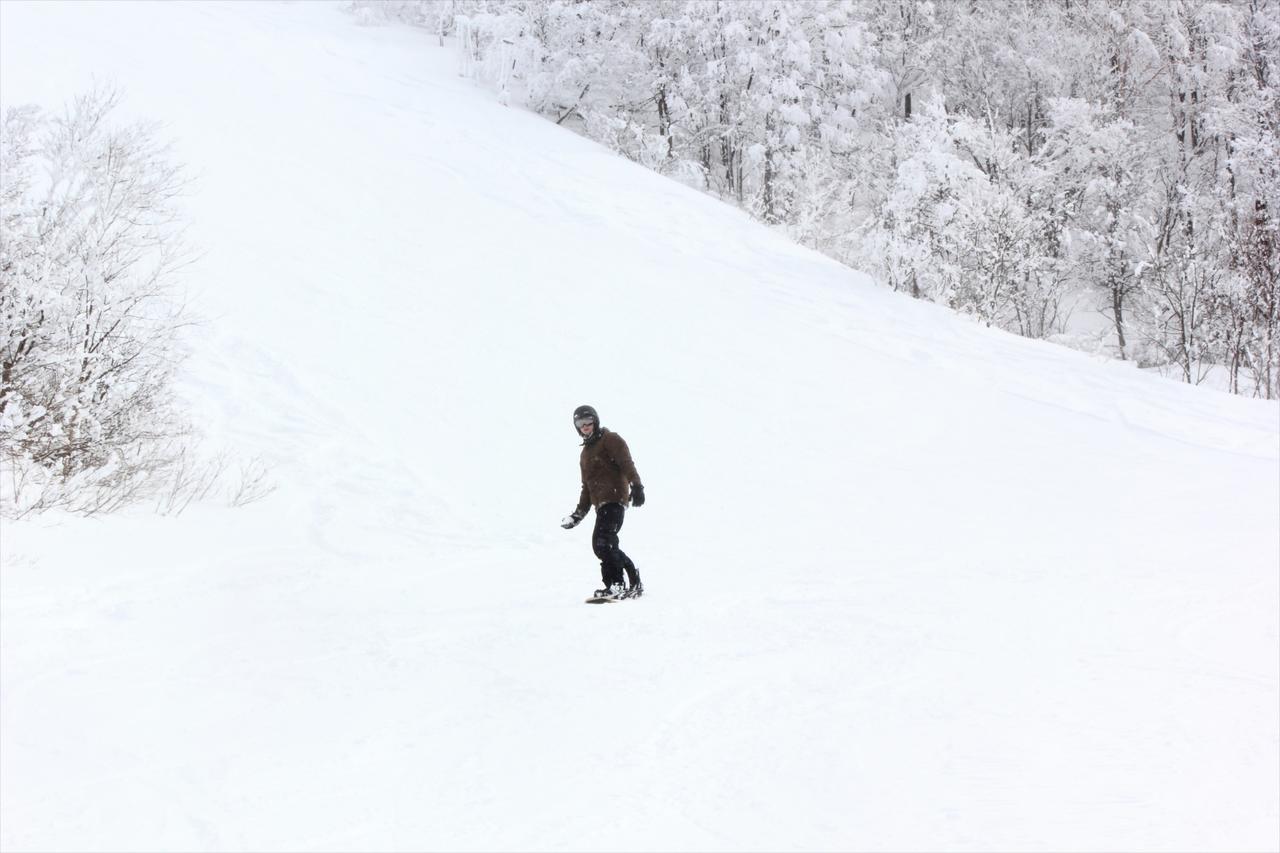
[584,587,643,604]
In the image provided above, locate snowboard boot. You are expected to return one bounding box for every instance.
[592,582,626,600]
[623,568,643,599]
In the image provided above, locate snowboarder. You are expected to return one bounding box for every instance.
[560,405,645,601]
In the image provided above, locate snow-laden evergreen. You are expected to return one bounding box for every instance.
[1,2,1277,850]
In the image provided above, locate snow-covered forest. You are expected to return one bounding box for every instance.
[361,0,1280,397]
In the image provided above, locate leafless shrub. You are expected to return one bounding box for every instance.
[228,455,277,508]
[154,447,227,516]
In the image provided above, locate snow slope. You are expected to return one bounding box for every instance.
[1,2,1277,850]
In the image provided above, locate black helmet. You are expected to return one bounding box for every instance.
[572,405,599,436]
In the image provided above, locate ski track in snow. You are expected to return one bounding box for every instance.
[1,2,1278,851]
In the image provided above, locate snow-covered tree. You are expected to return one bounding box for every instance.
[0,89,196,515]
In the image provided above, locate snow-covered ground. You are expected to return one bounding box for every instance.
[1,2,1277,850]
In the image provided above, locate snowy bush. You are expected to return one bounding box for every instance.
[0,88,199,516]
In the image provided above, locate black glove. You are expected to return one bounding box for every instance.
[630,483,645,508]
[561,509,586,529]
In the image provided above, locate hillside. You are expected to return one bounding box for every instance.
[1,2,1277,851]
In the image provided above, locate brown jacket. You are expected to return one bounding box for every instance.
[576,428,642,514]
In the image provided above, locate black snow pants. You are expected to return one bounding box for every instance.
[592,502,637,587]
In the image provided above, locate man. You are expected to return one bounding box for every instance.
[560,404,645,601]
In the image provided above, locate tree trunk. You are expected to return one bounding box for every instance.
[656,85,673,159]
[763,112,776,223]
[1112,278,1128,359]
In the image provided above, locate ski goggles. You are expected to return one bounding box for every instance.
[574,415,596,429]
